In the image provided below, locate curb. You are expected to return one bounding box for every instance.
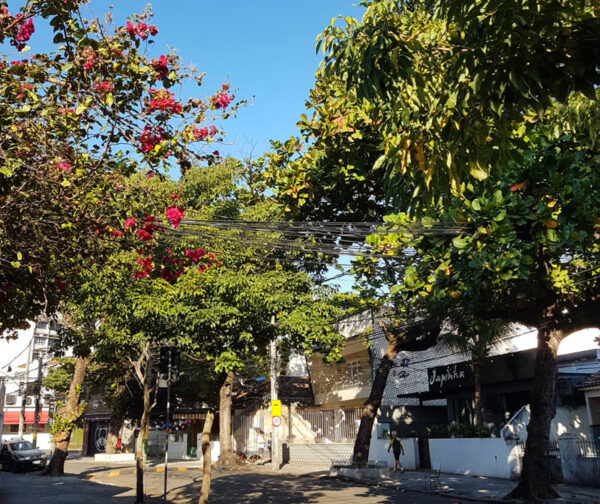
[82,465,193,481]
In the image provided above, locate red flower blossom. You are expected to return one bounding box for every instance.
[209,125,218,137]
[165,205,184,229]
[134,256,153,279]
[56,162,72,172]
[151,54,169,79]
[83,51,95,73]
[54,279,66,290]
[198,264,207,274]
[185,248,205,262]
[136,228,153,241]
[147,88,182,114]
[94,81,114,92]
[112,229,123,237]
[210,92,232,110]
[139,125,165,154]
[15,18,34,51]
[145,171,156,178]
[170,193,181,199]
[123,217,137,230]
[126,21,159,40]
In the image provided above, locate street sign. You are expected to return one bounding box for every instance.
[271,399,281,417]
[272,416,281,427]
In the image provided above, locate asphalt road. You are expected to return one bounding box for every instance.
[0,467,465,504]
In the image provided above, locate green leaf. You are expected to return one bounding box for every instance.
[61,179,71,187]
[452,237,468,249]
[10,261,21,268]
[105,93,114,106]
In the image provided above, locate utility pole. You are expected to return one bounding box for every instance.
[32,353,44,448]
[18,339,32,438]
[269,338,280,470]
[163,347,172,504]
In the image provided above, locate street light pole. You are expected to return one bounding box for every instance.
[270,338,280,471]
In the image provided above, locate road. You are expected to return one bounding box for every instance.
[0,465,465,504]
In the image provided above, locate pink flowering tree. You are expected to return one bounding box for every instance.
[0,0,238,330]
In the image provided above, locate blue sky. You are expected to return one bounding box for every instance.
[70,1,365,158]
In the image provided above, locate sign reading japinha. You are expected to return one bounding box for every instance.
[427,363,473,393]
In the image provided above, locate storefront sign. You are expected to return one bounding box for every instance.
[428,363,473,393]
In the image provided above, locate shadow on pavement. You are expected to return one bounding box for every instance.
[0,471,144,504]
[165,472,443,504]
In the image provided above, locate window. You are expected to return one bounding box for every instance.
[26,396,34,406]
[346,360,363,385]
[5,394,16,405]
[9,425,18,433]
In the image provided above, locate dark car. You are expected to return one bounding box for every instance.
[0,439,47,472]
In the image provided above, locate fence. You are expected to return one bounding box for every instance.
[290,408,362,443]
[515,440,560,460]
[577,440,600,458]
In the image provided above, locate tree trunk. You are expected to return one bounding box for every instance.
[506,326,562,502]
[105,414,122,454]
[198,410,215,504]
[134,344,153,504]
[217,371,238,467]
[352,337,397,466]
[472,356,483,427]
[45,355,89,476]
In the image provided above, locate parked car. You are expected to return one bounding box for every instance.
[0,439,47,472]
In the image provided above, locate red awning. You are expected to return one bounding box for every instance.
[3,411,49,424]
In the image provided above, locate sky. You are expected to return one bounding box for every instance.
[67,1,365,158]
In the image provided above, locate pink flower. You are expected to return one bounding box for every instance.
[165,205,184,229]
[145,171,156,178]
[185,248,205,262]
[139,125,165,154]
[83,51,95,73]
[125,21,137,37]
[209,125,217,137]
[147,88,182,114]
[94,81,114,92]
[151,54,169,79]
[148,25,159,36]
[210,92,232,110]
[136,228,153,241]
[56,162,72,172]
[170,193,181,199]
[15,18,34,51]
[112,229,123,237]
[124,217,137,231]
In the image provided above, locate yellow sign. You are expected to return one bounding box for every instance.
[271,399,281,417]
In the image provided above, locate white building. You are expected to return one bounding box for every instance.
[1,318,65,451]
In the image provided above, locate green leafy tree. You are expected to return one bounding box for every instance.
[0,0,238,331]
[267,2,600,501]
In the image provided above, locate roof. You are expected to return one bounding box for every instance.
[579,370,600,390]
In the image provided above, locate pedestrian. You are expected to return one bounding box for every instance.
[388,430,404,473]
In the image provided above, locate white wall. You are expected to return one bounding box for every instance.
[428,438,522,479]
[551,405,590,441]
[369,435,419,470]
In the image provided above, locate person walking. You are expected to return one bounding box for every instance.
[388,431,404,473]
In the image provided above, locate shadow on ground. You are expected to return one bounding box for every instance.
[166,472,452,504]
[0,471,149,504]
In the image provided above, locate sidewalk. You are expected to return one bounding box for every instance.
[306,465,600,504]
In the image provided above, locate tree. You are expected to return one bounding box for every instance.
[0,0,237,331]
[267,2,600,500]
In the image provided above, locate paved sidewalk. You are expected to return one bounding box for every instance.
[311,466,600,504]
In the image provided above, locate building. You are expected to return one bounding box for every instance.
[1,318,65,450]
